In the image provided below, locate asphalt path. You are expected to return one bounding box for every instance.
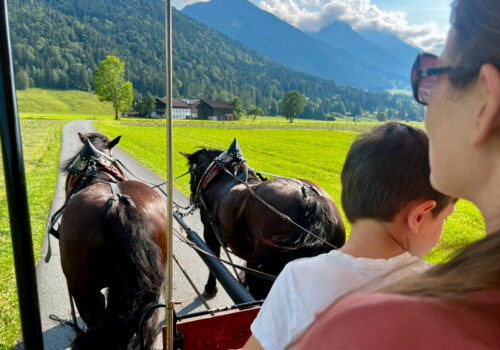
[15,119,241,349]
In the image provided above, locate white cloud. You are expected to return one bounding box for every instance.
[257,0,447,52]
[175,0,210,9]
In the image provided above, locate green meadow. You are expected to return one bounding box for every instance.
[0,119,65,347]
[95,120,485,264]
[16,88,114,118]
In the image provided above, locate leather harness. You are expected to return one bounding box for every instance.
[194,146,262,250]
[48,141,128,241]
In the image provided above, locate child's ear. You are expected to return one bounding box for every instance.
[407,200,437,234]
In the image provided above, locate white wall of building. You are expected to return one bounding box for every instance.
[173,108,191,119]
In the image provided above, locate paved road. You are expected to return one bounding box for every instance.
[15,120,241,349]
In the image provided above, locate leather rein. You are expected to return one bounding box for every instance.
[194,157,260,229]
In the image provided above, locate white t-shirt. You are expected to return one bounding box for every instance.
[250,250,431,350]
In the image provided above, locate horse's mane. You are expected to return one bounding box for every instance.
[185,147,223,166]
[62,133,110,172]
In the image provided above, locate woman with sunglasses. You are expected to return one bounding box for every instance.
[289,0,500,348]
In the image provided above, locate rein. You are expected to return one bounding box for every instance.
[219,165,339,250]
[193,152,339,251]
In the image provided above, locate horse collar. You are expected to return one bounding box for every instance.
[197,160,232,193]
[68,139,115,174]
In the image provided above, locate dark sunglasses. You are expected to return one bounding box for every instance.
[411,53,452,105]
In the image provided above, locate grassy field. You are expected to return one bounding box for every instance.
[16,88,114,118]
[95,120,485,264]
[0,119,65,348]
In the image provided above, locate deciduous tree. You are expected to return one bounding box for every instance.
[281,90,304,123]
[247,106,264,121]
[231,97,243,120]
[376,110,388,122]
[92,56,133,120]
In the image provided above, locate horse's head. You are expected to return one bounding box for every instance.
[65,132,121,173]
[180,148,223,203]
[78,132,121,155]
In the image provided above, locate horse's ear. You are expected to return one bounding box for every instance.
[108,136,121,149]
[179,151,191,159]
[78,132,87,144]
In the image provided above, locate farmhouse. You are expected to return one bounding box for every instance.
[154,97,195,119]
[197,100,235,120]
[181,98,201,119]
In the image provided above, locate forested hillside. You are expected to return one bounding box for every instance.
[7,0,422,119]
[183,0,407,91]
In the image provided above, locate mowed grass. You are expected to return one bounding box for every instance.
[16,88,114,117]
[0,119,65,348]
[95,120,485,264]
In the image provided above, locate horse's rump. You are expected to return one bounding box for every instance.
[60,181,166,349]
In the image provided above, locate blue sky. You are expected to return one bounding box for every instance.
[172,0,452,51]
[371,0,451,31]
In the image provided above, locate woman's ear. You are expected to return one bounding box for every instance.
[407,200,437,234]
[472,64,500,146]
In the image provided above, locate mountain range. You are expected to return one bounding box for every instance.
[310,21,416,78]
[183,0,419,90]
[7,0,421,119]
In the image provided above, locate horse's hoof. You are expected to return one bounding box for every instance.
[203,285,218,298]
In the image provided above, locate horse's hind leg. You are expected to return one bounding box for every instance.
[203,226,220,297]
[71,288,106,328]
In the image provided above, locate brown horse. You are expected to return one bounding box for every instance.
[58,132,166,349]
[182,139,346,300]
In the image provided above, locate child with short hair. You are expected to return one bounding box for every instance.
[243,122,457,350]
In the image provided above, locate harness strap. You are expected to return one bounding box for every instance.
[48,169,127,240]
[48,204,66,239]
[211,171,249,224]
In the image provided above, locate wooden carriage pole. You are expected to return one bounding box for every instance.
[165,0,174,349]
[0,1,44,348]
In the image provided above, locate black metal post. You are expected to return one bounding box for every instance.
[173,213,255,304]
[0,1,44,348]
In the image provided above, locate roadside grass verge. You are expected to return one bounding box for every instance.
[0,119,65,347]
[95,120,484,264]
[20,113,115,120]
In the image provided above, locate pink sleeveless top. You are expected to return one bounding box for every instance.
[291,290,500,349]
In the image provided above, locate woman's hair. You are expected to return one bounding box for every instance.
[380,0,500,298]
[449,0,500,87]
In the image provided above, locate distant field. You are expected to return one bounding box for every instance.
[387,89,413,96]
[95,120,485,264]
[0,119,65,347]
[16,88,114,117]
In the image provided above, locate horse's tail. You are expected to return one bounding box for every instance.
[295,192,345,253]
[246,190,345,299]
[73,198,164,350]
[256,189,345,254]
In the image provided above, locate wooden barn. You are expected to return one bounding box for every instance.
[197,100,235,120]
